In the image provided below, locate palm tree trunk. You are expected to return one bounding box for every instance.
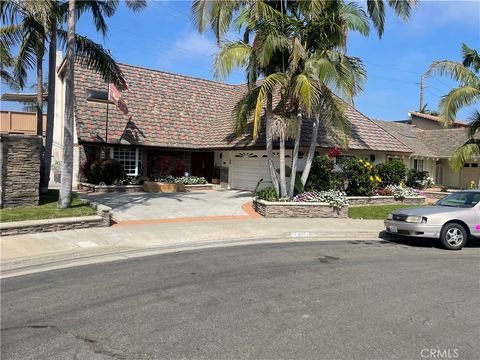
[35,50,44,137]
[278,124,287,197]
[288,113,302,197]
[300,113,319,186]
[266,92,279,195]
[58,0,76,209]
[40,23,57,194]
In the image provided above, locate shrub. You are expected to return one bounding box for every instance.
[160,175,208,185]
[375,160,407,187]
[340,158,381,196]
[305,155,334,191]
[89,158,125,185]
[293,190,348,211]
[255,186,279,202]
[406,169,434,189]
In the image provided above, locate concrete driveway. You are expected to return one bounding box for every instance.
[83,190,253,222]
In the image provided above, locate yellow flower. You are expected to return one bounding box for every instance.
[369,175,374,181]
[375,176,381,182]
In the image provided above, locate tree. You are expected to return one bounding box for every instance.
[1,0,146,196]
[195,0,411,197]
[427,43,480,171]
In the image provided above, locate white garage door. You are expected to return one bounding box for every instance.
[229,157,273,191]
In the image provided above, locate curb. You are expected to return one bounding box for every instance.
[0,231,388,279]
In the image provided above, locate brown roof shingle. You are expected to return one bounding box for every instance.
[73,60,412,153]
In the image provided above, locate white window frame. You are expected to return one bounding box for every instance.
[109,147,141,176]
[412,158,424,171]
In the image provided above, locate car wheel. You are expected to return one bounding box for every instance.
[440,223,468,250]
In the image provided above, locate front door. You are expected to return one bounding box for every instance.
[191,152,214,181]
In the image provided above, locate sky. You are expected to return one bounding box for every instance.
[1,0,479,121]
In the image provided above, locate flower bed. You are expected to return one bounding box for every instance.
[253,199,347,218]
[78,182,143,193]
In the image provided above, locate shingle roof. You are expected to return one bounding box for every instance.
[73,60,411,153]
[375,119,478,158]
[409,111,468,127]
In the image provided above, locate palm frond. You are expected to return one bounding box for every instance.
[191,0,211,34]
[461,43,480,73]
[439,86,480,123]
[58,29,128,90]
[232,86,260,135]
[340,2,370,36]
[320,87,350,148]
[290,36,306,71]
[292,73,320,116]
[387,0,418,20]
[467,109,480,138]
[214,41,252,80]
[253,72,287,138]
[125,0,147,12]
[449,141,480,172]
[366,0,386,37]
[427,60,480,88]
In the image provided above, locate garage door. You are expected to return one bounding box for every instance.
[229,157,274,191]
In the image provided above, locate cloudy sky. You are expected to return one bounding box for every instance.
[2,0,479,121]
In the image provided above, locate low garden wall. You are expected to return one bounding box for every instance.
[347,196,426,206]
[78,182,143,193]
[0,203,112,236]
[253,199,347,218]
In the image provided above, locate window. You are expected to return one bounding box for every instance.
[386,156,399,163]
[464,163,471,168]
[471,163,478,168]
[110,147,142,176]
[412,159,424,171]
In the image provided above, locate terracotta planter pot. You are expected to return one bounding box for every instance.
[143,181,186,193]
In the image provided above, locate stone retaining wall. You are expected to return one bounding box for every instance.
[253,199,347,218]
[0,134,41,208]
[347,196,425,206]
[0,203,111,236]
[78,182,143,193]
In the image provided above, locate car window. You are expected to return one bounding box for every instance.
[472,193,480,207]
[436,192,477,208]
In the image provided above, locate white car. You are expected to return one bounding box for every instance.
[385,191,480,250]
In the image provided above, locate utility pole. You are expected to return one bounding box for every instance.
[419,75,425,111]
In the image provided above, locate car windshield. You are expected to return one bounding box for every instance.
[436,192,480,208]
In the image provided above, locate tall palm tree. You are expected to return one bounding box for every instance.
[1,0,146,196]
[427,44,480,171]
[57,0,146,208]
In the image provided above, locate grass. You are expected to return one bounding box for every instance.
[0,190,96,223]
[348,204,426,220]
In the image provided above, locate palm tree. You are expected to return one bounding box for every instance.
[57,0,146,208]
[427,44,480,172]
[1,0,146,196]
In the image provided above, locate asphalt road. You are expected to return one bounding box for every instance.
[1,239,479,360]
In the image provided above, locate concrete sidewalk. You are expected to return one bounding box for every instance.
[1,217,386,278]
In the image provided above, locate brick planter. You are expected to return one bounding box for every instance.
[185,184,214,191]
[78,182,143,193]
[347,196,425,206]
[253,199,347,218]
[0,204,112,236]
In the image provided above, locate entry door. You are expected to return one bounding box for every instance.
[191,152,214,181]
[435,164,443,185]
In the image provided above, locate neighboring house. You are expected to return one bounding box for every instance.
[395,111,468,130]
[375,120,479,189]
[40,54,478,190]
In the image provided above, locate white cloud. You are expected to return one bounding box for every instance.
[157,31,218,71]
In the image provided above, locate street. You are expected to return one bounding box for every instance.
[1,239,479,360]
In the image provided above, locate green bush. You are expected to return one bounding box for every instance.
[89,158,126,185]
[340,158,381,196]
[305,155,334,191]
[405,169,431,189]
[375,160,407,187]
[255,186,279,201]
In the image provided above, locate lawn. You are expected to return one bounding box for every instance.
[348,204,426,220]
[0,190,96,222]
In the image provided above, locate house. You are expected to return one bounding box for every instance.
[375,120,479,188]
[395,111,468,130]
[45,55,477,190]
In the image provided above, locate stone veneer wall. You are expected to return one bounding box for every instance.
[253,199,347,218]
[347,196,426,206]
[0,134,41,208]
